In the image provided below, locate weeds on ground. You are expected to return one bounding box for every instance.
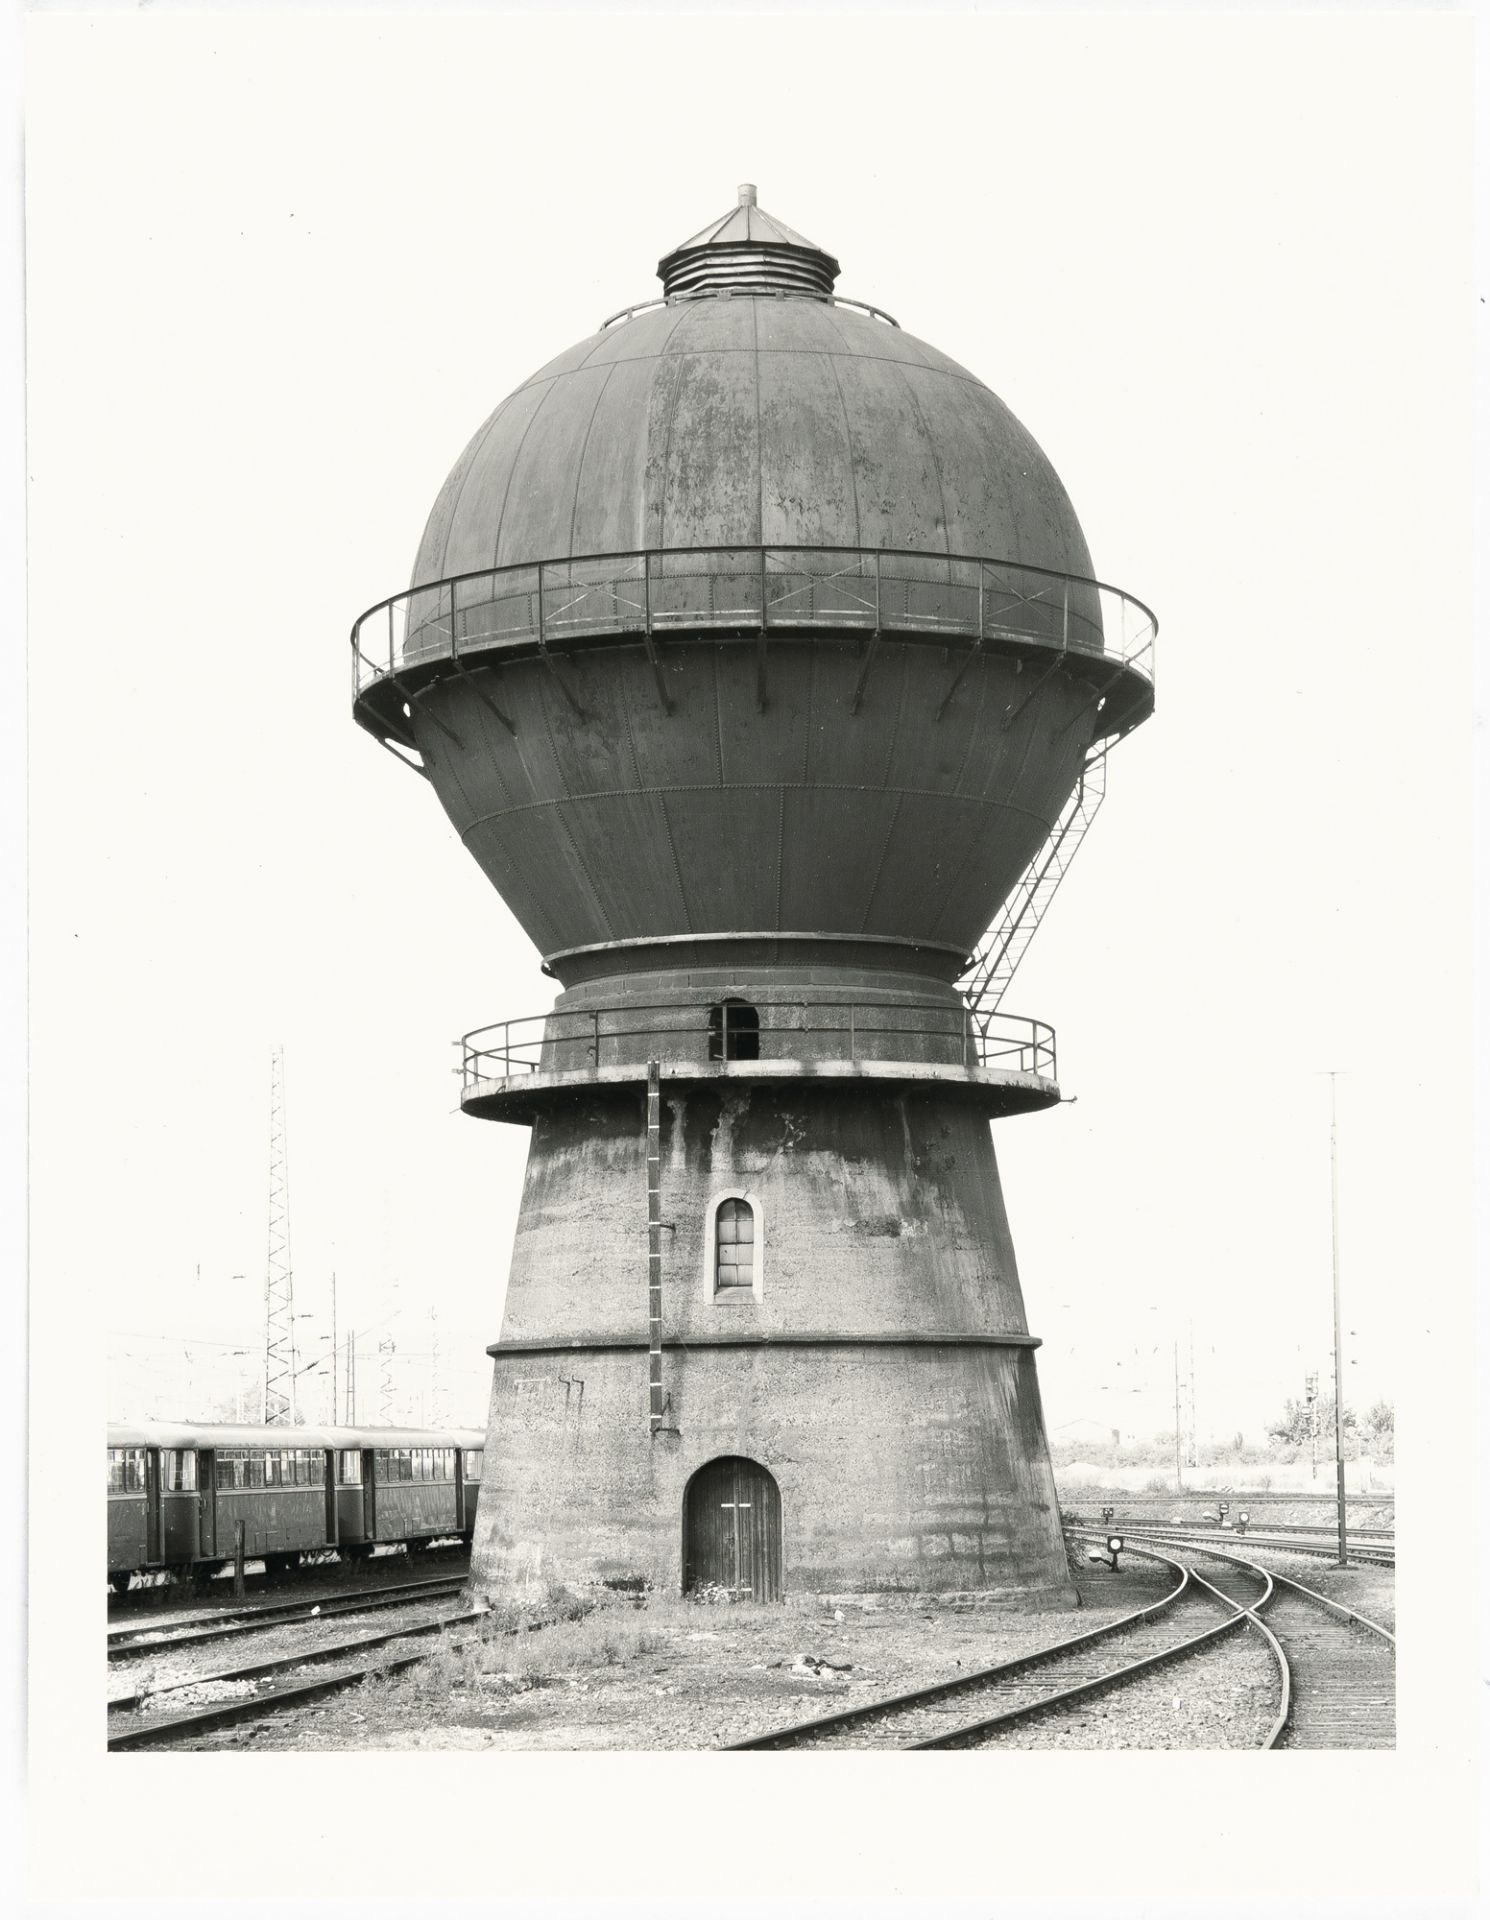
[360,1592,677,1724]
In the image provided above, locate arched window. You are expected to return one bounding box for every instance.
[715,1197,755,1290]
[708,998,759,1061]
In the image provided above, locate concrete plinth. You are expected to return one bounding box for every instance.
[471,1079,1075,1604]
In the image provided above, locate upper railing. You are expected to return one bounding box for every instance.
[458,999,1057,1102]
[598,291,901,329]
[350,544,1157,708]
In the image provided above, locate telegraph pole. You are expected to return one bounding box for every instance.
[263,1047,295,1425]
[329,1272,338,1428]
[1329,1072,1348,1566]
[1172,1341,1183,1493]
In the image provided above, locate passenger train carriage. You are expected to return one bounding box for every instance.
[107,1421,485,1588]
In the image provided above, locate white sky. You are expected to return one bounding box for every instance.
[24,8,1473,1453]
[18,6,1485,1910]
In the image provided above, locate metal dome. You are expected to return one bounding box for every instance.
[410,274,1094,591]
[353,194,1154,989]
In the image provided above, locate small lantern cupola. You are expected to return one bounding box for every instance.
[657,183,841,300]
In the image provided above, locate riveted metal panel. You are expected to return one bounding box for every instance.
[410,298,1095,587]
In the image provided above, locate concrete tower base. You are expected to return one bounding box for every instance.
[471,1081,1075,1606]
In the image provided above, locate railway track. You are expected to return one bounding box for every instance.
[725,1529,1392,1752]
[1112,1523,1394,1566]
[108,1573,469,1658]
[107,1600,493,1749]
[723,1543,1278,1751]
[1143,1538,1395,1749]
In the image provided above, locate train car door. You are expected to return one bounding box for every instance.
[361,1448,376,1539]
[323,1451,338,1546]
[198,1450,217,1557]
[453,1450,465,1533]
[144,1448,163,1564]
[683,1457,782,1600]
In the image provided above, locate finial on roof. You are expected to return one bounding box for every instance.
[658,187,840,301]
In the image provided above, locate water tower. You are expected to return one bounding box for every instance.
[350,187,1155,1605]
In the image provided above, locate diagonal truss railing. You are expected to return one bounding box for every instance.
[960,744,1110,1020]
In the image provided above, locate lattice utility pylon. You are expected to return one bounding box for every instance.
[263,1046,296,1425]
[961,744,1109,1020]
[428,1306,445,1428]
[378,1337,396,1423]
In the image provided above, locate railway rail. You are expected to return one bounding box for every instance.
[107,1600,492,1749]
[1111,1522,1394,1567]
[109,1541,1392,1753]
[723,1542,1276,1750]
[1138,1538,1394,1750]
[108,1573,470,1659]
[724,1530,1392,1752]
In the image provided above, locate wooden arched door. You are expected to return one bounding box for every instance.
[683,1457,782,1601]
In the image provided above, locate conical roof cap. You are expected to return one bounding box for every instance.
[658,184,840,299]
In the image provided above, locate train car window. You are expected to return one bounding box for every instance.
[247,1452,266,1490]
[111,1448,146,1493]
[107,1448,145,1494]
[337,1450,362,1485]
[162,1450,197,1492]
[462,1449,484,1478]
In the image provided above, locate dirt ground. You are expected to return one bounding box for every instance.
[196,1564,1197,1752]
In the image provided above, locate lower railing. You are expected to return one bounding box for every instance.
[458,1001,1056,1095]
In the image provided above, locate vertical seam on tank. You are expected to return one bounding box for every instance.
[579,300,694,370]
[431,392,518,579]
[537,669,616,943]
[953,650,990,794]
[566,362,615,556]
[619,653,692,934]
[893,362,952,555]
[923,658,993,942]
[801,641,814,783]
[822,346,862,547]
[655,793,694,935]
[858,789,906,934]
[773,787,786,932]
[713,647,727,785]
[654,299,711,551]
[858,656,909,931]
[751,299,764,545]
[490,378,561,571]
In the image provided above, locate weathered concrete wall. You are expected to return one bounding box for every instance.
[475,1344,1070,1601]
[472,1083,1073,1601]
[497,1084,1032,1344]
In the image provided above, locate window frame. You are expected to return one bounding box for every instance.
[706,1189,764,1302]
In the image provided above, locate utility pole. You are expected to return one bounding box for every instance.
[379,1336,396,1424]
[264,1046,296,1425]
[329,1272,338,1428]
[1329,1072,1348,1566]
[1187,1319,1198,1468]
[344,1328,357,1426]
[430,1305,443,1427]
[1172,1341,1183,1493]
